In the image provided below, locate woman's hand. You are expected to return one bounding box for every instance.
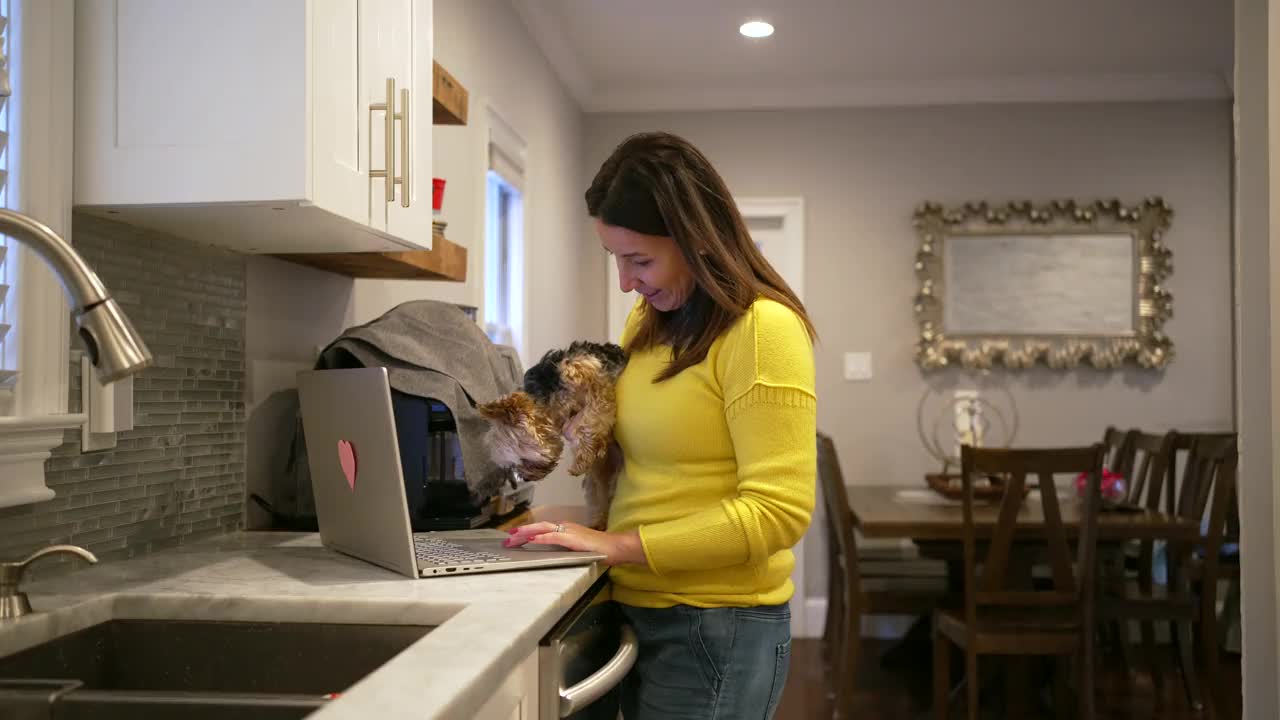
[504,521,647,567]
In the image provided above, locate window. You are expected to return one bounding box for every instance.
[0,0,78,509]
[4,0,73,422]
[484,171,522,349]
[0,0,15,407]
[481,107,527,365]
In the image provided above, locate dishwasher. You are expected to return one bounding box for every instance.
[538,573,637,719]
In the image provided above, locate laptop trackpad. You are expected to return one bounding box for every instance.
[517,542,572,553]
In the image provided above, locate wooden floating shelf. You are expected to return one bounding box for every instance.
[273,235,467,281]
[433,60,468,126]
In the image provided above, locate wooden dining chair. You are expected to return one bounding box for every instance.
[932,443,1106,720]
[1123,429,1178,514]
[1175,434,1239,719]
[817,433,947,719]
[1097,430,1187,693]
[1164,431,1240,659]
[1101,425,1139,487]
[1096,425,1141,666]
[1098,431,1239,718]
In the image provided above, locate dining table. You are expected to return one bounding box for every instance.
[845,484,1200,715]
[848,485,1200,543]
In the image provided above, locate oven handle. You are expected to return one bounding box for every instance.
[558,623,638,717]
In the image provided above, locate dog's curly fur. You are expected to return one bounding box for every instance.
[477,342,627,529]
[474,391,563,483]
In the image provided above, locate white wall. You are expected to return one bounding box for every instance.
[586,101,1235,604]
[244,0,593,519]
[1236,0,1280,716]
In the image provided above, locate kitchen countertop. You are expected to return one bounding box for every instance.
[0,530,606,719]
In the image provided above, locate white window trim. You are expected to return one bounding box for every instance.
[0,0,82,509]
[479,101,530,367]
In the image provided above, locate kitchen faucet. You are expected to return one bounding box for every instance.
[0,208,152,381]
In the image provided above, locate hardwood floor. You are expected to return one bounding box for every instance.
[775,638,1242,720]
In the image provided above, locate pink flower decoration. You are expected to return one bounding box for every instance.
[1076,468,1126,502]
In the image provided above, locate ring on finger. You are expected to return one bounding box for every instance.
[555,523,566,534]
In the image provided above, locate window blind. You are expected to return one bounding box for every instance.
[0,0,17,389]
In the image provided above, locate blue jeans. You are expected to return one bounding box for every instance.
[614,602,792,720]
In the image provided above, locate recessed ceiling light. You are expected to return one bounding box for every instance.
[739,20,774,39]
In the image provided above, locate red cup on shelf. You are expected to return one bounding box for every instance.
[432,178,446,211]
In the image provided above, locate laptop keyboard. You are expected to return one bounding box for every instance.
[413,535,513,566]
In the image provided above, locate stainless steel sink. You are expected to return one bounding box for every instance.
[0,619,435,719]
[0,679,330,720]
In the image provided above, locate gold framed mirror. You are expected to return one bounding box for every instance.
[912,198,1174,371]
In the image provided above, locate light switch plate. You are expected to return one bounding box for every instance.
[81,355,133,452]
[843,352,872,381]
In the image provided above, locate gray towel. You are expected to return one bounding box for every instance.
[315,300,523,502]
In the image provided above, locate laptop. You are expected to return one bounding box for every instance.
[296,367,605,578]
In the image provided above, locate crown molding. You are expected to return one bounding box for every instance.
[509,0,593,110]
[583,71,1233,114]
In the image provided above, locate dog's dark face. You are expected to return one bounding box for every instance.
[523,341,627,403]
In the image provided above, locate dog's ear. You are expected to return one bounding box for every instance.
[560,364,617,476]
[476,392,536,425]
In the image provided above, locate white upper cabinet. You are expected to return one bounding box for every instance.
[73,0,435,254]
[311,0,368,231]
[382,0,435,243]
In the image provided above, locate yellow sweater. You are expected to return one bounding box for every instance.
[607,297,817,608]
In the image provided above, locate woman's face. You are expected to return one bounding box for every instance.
[596,219,696,312]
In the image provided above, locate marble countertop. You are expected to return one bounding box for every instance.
[0,531,606,719]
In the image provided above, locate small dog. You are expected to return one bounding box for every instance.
[477,341,627,530]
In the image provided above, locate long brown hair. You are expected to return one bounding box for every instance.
[586,131,816,381]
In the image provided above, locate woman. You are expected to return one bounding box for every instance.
[506,131,817,719]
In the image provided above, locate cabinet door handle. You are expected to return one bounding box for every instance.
[369,78,400,203]
[398,87,409,208]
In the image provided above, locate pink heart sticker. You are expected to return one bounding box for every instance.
[337,440,357,490]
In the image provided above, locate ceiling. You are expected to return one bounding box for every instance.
[511,0,1235,113]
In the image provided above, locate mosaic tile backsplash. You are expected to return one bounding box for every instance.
[0,214,246,576]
